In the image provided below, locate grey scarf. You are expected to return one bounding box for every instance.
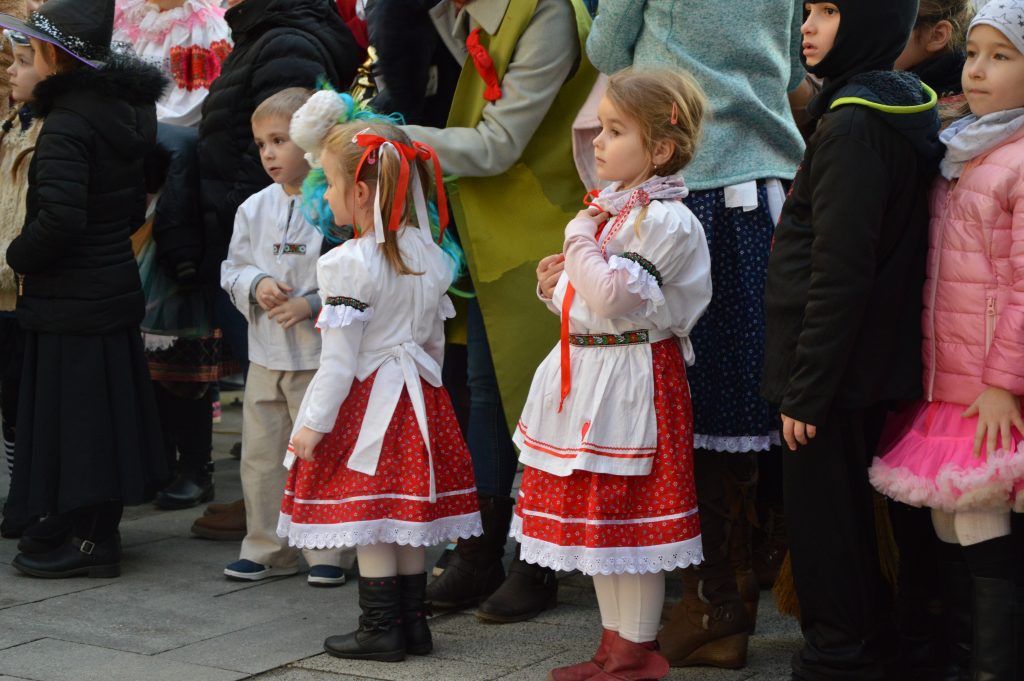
[940,107,1024,179]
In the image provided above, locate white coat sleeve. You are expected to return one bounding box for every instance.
[220,201,268,324]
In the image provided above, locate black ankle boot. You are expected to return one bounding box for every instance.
[16,514,73,555]
[972,576,1019,681]
[12,533,121,579]
[324,576,406,662]
[475,545,558,623]
[155,465,214,510]
[425,494,513,610]
[399,573,432,655]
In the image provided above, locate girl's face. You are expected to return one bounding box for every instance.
[321,148,372,229]
[24,0,43,14]
[6,44,41,102]
[802,3,841,67]
[963,24,1024,117]
[29,38,55,79]
[593,96,654,189]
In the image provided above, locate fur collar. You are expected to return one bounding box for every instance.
[32,53,167,118]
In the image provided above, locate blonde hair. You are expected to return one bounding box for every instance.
[605,67,707,177]
[321,120,432,275]
[252,87,313,124]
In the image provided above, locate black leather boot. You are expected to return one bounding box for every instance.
[425,494,513,610]
[155,464,214,510]
[12,534,121,579]
[399,573,432,655]
[940,557,972,681]
[324,576,406,662]
[17,513,73,555]
[971,576,1018,681]
[475,545,558,623]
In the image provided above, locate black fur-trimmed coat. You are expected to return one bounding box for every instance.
[7,55,167,334]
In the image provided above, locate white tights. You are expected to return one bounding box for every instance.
[591,572,665,643]
[355,543,427,577]
[931,508,1011,546]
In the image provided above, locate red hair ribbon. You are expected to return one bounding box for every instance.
[352,133,449,244]
[466,27,502,103]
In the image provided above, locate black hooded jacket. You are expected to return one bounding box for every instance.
[7,55,166,335]
[762,0,944,426]
[196,0,359,281]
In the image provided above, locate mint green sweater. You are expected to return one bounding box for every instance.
[587,0,806,191]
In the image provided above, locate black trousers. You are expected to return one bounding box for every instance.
[692,448,756,594]
[784,405,893,681]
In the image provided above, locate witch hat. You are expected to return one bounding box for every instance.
[0,0,115,69]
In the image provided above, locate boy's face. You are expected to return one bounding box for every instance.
[25,0,43,14]
[252,115,310,194]
[802,3,841,67]
[963,24,1024,117]
[6,43,41,102]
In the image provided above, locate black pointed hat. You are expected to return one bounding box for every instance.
[0,0,114,69]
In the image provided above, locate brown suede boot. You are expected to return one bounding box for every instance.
[657,568,750,669]
[725,465,760,632]
[588,635,669,681]
[191,499,246,541]
[547,628,617,681]
[204,498,243,516]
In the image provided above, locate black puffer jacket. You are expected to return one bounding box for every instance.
[197,0,360,281]
[7,55,166,335]
[762,71,944,426]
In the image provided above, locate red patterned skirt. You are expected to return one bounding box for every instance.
[512,339,702,575]
[278,370,482,549]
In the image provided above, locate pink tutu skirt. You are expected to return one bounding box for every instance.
[869,400,1024,512]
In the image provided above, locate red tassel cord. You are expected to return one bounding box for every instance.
[466,27,502,103]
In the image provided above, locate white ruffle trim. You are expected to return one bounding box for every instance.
[510,515,703,576]
[142,333,179,352]
[316,304,374,330]
[607,255,665,316]
[439,295,456,320]
[694,432,781,453]
[277,513,482,550]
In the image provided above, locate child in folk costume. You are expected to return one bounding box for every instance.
[277,120,482,662]
[870,3,1024,677]
[518,68,712,681]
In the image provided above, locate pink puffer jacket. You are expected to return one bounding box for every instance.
[923,129,1024,406]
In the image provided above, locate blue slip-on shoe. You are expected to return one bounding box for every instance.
[223,558,298,581]
[308,564,347,587]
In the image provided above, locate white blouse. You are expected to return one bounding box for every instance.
[113,0,232,127]
[286,228,457,502]
[515,199,712,478]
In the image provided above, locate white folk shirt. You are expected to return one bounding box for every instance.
[515,199,712,478]
[221,183,323,371]
[285,228,456,501]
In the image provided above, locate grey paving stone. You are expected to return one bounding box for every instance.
[430,632,566,667]
[0,639,248,681]
[249,668,369,681]
[156,611,360,674]
[429,612,604,646]
[296,652,514,681]
[0,573,109,611]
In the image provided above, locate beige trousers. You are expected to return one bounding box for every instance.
[239,362,346,568]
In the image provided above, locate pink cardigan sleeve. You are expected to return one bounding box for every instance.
[562,216,648,319]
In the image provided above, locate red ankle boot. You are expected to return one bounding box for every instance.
[547,628,617,681]
[589,636,669,681]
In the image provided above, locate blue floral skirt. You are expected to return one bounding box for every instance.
[684,183,780,453]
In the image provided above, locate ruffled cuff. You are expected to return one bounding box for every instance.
[316,297,374,329]
[439,294,456,320]
[608,253,665,315]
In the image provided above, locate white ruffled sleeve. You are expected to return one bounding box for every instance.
[291,245,376,438]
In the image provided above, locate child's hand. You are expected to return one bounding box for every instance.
[962,386,1024,457]
[255,278,293,311]
[781,413,816,451]
[290,426,324,462]
[537,253,565,299]
[267,297,312,329]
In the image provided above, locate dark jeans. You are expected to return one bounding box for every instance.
[153,381,212,480]
[784,405,893,681]
[465,298,517,499]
